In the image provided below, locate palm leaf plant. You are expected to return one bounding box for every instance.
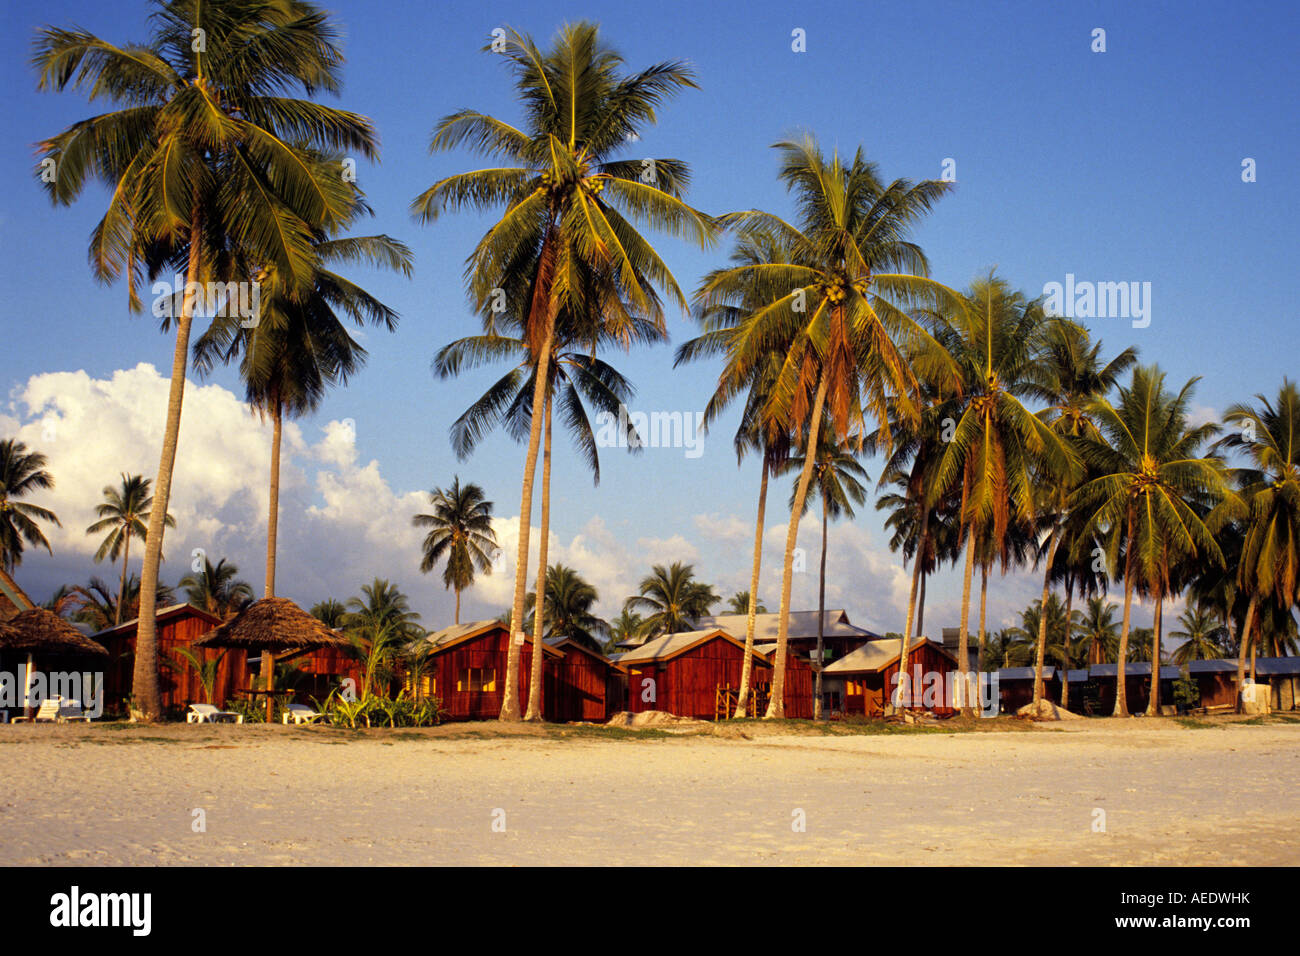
[413,477,499,624]
[85,473,175,624]
[0,439,60,572]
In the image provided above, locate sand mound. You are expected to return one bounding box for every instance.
[605,710,710,730]
[1016,699,1084,721]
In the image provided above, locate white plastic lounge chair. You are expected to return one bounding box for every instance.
[13,697,63,723]
[57,699,95,722]
[282,703,325,725]
[186,702,244,724]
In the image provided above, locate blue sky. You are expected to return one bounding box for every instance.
[1,0,1297,637]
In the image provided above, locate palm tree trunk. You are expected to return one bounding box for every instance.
[734,457,769,718]
[1147,588,1164,716]
[1114,508,1137,717]
[1236,595,1257,712]
[115,528,131,627]
[814,497,827,720]
[896,505,929,712]
[264,397,282,598]
[916,571,926,639]
[765,375,828,719]
[501,300,558,721]
[1032,527,1062,707]
[1061,582,1074,711]
[524,392,553,721]
[956,526,977,715]
[131,208,202,722]
[977,561,989,676]
[454,588,461,626]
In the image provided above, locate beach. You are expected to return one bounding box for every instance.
[1,717,1297,866]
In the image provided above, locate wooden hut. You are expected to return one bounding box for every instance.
[0,608,108,719]
[1186,659,1239,711]
[94,603,240,717]
[994,666,1059,713]
[543,636,623,723]
[612,627,811,720]
[1256,657,1300,711]
[822,636,958,717]
[419,620,563,721]
[694,609,877,665]
[752,642,815,719]
[1088,662,1180,713]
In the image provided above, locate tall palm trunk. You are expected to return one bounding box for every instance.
[524,392,553,721]
[1032,525,1062,707]
[765,375,828,719]
[265,396,282,598]
[916,571,926,639]
[501,252,559,722]
[132,209,201,722]
[115,528,131,626]
[977,561,989,676]
[956,525,977,715]
[734,457,769,718]
[1146,589,1164,716]
[814,497,828,720]
[895,504,929,711]
[1060,581,1074,711]
[1235,595,1258,713]
[454,589,461,625]
[1113,507,1137,717]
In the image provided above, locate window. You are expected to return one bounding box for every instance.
[457,668,496,693]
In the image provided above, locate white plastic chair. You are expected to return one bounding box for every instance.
[186,702,244,724]
[282,703,325,725]
[13,697,63,723]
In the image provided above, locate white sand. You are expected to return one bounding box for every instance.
[1,718,1297,866]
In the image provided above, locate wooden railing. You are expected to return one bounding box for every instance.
[714,685,768,720]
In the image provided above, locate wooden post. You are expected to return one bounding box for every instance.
[264,650,276,722]
[22,653,35,720]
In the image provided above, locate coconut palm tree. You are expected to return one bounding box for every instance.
[412,478,499,624]
[694,137,959,716]
[1076,596,1122,665]
[413,21,714,720]
[179,557,253,620]
[85,474,175,624]
[36,0,378,720]
[984,628,1034,669]
[607,608,647,652]
[344,578,423,642]
[1072,366,1231,715]
[624,562,719,637]
[525,564,608,651]
[726,591,766,615]
[1170,602,1230,664]
[194,232,413,599]
[780,430,869,717]
[0,439,60,572]
[310,598,347,629]
[1215,381,1300,704]
[64,574,177,632]
[932,274,1077,713]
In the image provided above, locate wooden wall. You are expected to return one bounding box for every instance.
[545,643,613,722]
[844,643,957,717]
[429,626,556,721]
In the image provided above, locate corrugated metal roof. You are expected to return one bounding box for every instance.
[1186,659,1238,673]
[696,610,878,643]
[615,628,743,664]
[822,636,950,675]
[1254,657,1300,676]
[996,666,1056,680]
[1089,662,1180,679]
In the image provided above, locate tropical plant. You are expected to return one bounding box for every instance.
[1169,601,1230,664]
[172,646,229,704]
[693,136,959,716]
[412,21,715,720]
[35,0,378,720]
[63,574,177,632]
[0,439,60,572]
[623,562,718,637]
[525,564,608,652]
[413,477,498,624]
[1076,596,1121,665]
[726,591,766,615]
[179,557,254,620]
[310,598,348,628]
[85,473,175,624]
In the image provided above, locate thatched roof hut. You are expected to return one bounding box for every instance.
[194,597,350,655]
[0,608,108,658]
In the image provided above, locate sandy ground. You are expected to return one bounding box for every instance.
[1,717,1297,866]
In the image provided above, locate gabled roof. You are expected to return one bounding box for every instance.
[1186,659,1239,674]
[0,567,35,622]
[697,610,878,644]
[615,627,757,665]
[997,666,1056,681]
[1254,657,1300,676]
[92,602,223,638]
[422,619,562,658]
[544,634,622,669]
[822,636,953,675]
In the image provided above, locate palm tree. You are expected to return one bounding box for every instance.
[0,439,60,572]
[726,591,766,615]
[607,608,647,652]
[525,564,608,652]
[36,0,378,720]
[413,22,715,720]
[624,562,719,637]
[694,136,959,716]
[1170,601,1230,664]
[344,579,423,643]
[195,232,413,599]
[413,478,499,624]
[85,474,175,624]
[1076,595,1122,665]
[64,574,177,632]
[1027,319,1137,705]
[933,274,1077,713]
[179,557,254,621]
[1216,381,1300,704]
[780,431,868,718]
[1072,366,1231,715]
[984,628,1034,669]
[310,598,347,629]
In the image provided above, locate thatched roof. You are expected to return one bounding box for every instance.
[0,608,108,657]
[193,597,351,652]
